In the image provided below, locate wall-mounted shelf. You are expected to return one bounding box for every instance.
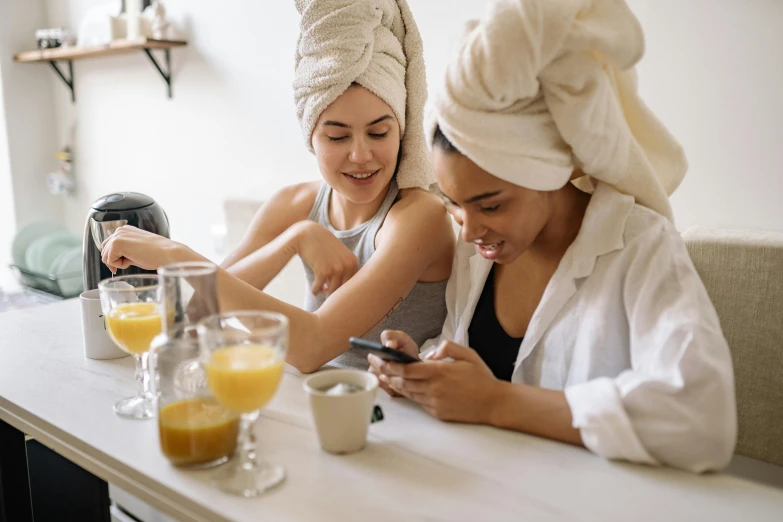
[13,38,187,102]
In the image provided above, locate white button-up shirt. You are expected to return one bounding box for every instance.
[422,182,737,472]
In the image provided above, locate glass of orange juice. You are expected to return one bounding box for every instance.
[154,262,238,468]
[99,274,162,419]
[154,326,239,467]
[197,311,288,497]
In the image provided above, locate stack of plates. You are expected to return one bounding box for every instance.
[11,222,83,296]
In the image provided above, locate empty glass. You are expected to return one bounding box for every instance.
[158,261,220,333]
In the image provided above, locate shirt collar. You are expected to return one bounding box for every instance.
[566,182,636,279]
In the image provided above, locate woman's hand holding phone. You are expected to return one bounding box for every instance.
[364,330,421,397]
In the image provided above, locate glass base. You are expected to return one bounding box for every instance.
[211,460,285,497]
[174,455,230,470]
[114,394,156,420]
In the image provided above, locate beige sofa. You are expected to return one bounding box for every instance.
[683,226,783,485]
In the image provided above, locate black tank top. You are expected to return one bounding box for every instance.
[467,265,523,382]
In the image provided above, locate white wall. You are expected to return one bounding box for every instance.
[42,0,489,259]
[628,0,783,232]
[46,0,314,259]
[0,63,16,272]
[40,0,783,261]
[0,0,64,266]
[421,0,783,233]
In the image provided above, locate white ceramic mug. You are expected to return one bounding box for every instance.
[303,369,380,454]
[79,289,128,360]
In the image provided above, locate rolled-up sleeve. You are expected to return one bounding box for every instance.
[565,377,658,465]
[565,227,737,472]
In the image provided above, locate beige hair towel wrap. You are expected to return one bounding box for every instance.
[294,0,433,189]
[427,0,688,220]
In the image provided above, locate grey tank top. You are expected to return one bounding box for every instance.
[303,181,448,369]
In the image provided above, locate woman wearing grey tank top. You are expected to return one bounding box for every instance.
[99,1,454,373]
[218,84,454,371]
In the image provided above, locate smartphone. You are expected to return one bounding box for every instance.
[349,337,418,364]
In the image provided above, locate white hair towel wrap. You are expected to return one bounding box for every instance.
[427,0,687,220]
[294,0,433,189]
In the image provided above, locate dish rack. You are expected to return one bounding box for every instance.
[9,264,83,298]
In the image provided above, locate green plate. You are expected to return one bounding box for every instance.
[11,222,63,268]
[24,231,81,275]
[50,244,82,277]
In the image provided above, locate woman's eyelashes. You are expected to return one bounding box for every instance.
[440,197,499,213]
[326,131,389,142]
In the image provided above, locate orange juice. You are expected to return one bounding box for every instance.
[158,398,239,466]
[205,344,284,413]
[105,302,163,355]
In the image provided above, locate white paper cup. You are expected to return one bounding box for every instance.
[303,369,379,454]
[79,289,128,360]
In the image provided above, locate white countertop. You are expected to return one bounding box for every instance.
[1,299,782,522]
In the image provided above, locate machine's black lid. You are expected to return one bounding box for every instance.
[91,192,155,212]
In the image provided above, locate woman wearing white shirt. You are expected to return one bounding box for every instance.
[369,0,736,473]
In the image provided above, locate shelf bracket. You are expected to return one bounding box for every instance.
[48,60,74,103]
[143,48,173,98]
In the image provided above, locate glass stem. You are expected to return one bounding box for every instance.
[238,411,260,471]
[138,351,154,399]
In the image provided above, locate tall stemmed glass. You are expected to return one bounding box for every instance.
[198,311,288,496]
[99,275,162,419]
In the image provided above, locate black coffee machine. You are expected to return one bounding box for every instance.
[82,192,170,290]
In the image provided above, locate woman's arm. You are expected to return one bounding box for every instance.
[224,225,299,291]
[373,338,583,446]
[219,182,318,291]
[564,226,736,472]
[226,220,359,296]
[284,191,454,371]
[490,383,582,446]
[102,191,455,373]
